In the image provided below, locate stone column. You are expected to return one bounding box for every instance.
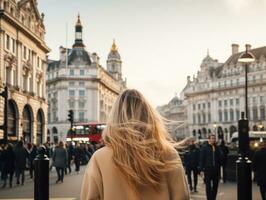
[16,41,22,88]
[32,52,36,94]
[0,30,5,84]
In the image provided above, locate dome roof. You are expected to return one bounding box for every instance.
[108,40,121,60]
[68,48,91,65]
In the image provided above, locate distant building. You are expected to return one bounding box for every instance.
[0,0,49,144]
[182,44,266,142]
[46,15,126,142]
[157,96,188,139]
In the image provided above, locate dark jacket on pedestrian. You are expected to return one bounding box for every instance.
[29,145,38,163]
[73,146,83,162]
[252,147,266,186]
[2,145,15,174]
[219,142,229,166]
[14,143,29,170]
[199,143,223,171]
[184,144,200,172]
[53,146,68,168]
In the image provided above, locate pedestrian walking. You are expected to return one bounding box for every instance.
[252,141,266,200]
[184,138,200,192]
[1,143,15,188]
[199,134,223,200]
[65,142,74,174]
[80,89,189,200]
[219,140,229,183]
[73,142,82,173]
[53,141,68,183]
[29,144,37,178]
[13,140,29,185]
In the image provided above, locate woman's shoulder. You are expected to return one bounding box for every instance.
[92,146,113,160]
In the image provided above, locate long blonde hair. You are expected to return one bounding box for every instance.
[103,89,181,194]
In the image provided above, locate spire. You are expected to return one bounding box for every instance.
[111,39,118,52]
[73,13,84,48]
[76,13,82,27]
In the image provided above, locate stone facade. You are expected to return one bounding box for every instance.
[157,96,188,139]
[46,16,126,142]
[183,44,266,142]
[0,0,49,144]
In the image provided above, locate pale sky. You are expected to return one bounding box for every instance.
[38,0,266,106]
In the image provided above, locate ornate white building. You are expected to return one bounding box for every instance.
[0,0,49,144]
[183,44,266,142]
[157,96,187,139]
[46,15,126,142]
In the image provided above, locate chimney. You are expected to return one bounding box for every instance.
[187,76,191,84]
[246,44,251,51]
[231,44,239,55]
[59,46,66,61]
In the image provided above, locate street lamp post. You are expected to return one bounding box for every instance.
[237,44,255,200]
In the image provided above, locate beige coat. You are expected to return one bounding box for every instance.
[80,146,190,200]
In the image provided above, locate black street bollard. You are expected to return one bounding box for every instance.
[236,112,252,200]
[34,146,49,200]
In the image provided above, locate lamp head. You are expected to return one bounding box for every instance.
[238,44,255,63]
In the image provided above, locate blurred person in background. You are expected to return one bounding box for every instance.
[53,141,68,183]
[184,138,200,192]
[252,141,266,200]
[1,143,15,188]
[14,140,29,185]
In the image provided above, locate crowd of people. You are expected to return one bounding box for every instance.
[0,139,103,188]
[182,135,228,200]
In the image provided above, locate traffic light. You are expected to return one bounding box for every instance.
[0,86,8,143]
[67,110,74,127]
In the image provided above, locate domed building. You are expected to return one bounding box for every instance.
[46,15,126,142]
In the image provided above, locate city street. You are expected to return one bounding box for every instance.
[0,164,261,200]
[0,165,86,199]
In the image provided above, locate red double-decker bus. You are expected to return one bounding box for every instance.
[66,122,106,144]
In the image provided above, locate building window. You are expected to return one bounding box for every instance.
[193,114,196,124]
[203,113,206,123]
[236,110,240,121]
[203,103,206,109]
[230,80,233,86]
[79,90,85,97]
[236,79,239,85]
[23,46,27,59]
[224,100,227,107]
[224,110,228,122]
[80,69,85,76]
[69,90,75,97]
[208,113,211,122]
[69,69,74,76]
[79,112,85,122]
[69,101,75,108]
[230,110,234,121]
[230,99,233,106]
[6,34,10,50]
[219,111,222,122]
[198,104,201,110]
[218,100,222,107]
[253,107,258,120]
[208,102,211,109]
[260,107,265,120]
[253,97,256,104]
[236,98,239,105]
[78,101,85,108]
[260,96,264,104]
[69,82,75,86]
[79,82,85,86]
[12,38,16,53]
[198,114,201,124]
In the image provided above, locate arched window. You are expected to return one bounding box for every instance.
[37,109,44,144]
[22,105,32,143]
[7,100,18,137]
